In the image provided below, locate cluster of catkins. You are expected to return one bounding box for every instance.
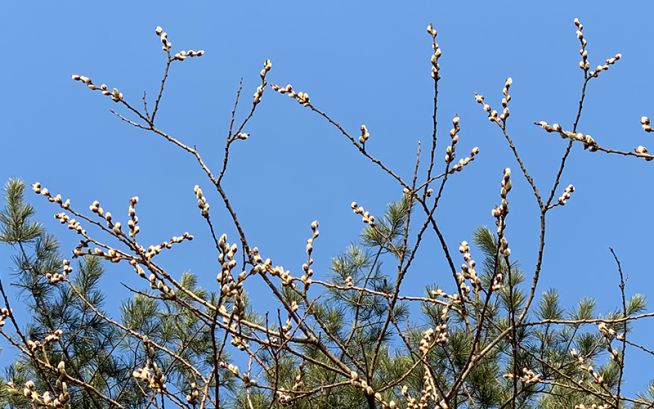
[253,59,273,105]
[401,381,449,409]
[457,240,481,295]
[271,83,310,105]
[491,168,512,258]
[301,220,319,287]
[133,341,167,392]
[570,348,607,388]
[536,121,598,151]
[26,329,63,352]
[349,370,398,408]
[0,307,10,327]
[557,184,575,206]
[503,367,542,386]
[351,201,375,225]
[359,124,370,144]
[426,24,441,80]
[597,322,621,362]
[71,74,123,102]
[6,362,69,407]
[418,323,448,355]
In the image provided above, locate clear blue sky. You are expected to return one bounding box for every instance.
[2,0,653,396]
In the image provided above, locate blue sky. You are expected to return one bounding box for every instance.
[2,0,654,397]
